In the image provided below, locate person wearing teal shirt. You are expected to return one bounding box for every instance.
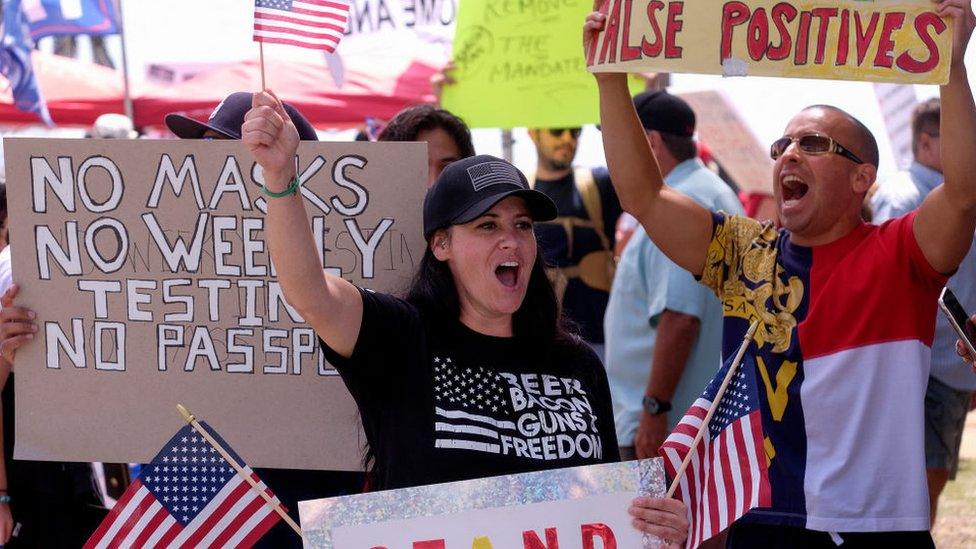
[605,91,744,460]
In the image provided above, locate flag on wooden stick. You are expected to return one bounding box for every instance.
[253,0,351,53]
[84,419,283,548]
[660,331,771,548]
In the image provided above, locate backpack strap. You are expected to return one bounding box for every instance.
[573,168,612,253]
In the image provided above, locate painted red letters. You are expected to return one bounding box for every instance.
[598,0,685,63]
[413,541,447,549]
[895,11,946,73]
[874,12,906,68]
[718,2,943,74]
[523,528,560,549]
[581,524,617,549]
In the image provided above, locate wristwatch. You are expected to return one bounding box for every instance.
[642,396,672,416]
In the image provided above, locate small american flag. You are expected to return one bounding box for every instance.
[84,424,281,549]
[253,0,351,53]
[660,356,772,548]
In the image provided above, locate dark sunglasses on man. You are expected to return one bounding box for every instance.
[770,133,864,164]
[548,127,582,139]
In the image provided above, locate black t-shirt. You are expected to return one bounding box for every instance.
[320,289,620,492]
[534,168,622,344]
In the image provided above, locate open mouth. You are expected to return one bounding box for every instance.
[495,261,520,288]
[781,175,809,203]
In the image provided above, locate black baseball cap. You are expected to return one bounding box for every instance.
[423,155,557,240]
[633,90,696,137]
[165,91,318,141]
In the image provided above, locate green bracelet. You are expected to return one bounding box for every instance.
[262,176,302,198]
[0,495,10,504]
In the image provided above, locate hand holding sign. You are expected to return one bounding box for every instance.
[0,284,36,369]
[583,4,624,85]
[935,0,975,68]
[629,496,689,548]
[242,90,300,188]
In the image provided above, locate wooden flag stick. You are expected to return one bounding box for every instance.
[177,404,303,538]
[259,42,267,91]
[666,320,760,498]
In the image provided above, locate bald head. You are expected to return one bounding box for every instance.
[801,105,879,168]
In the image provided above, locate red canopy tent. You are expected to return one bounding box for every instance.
[0,53,438,129]
[0,50,148,126]
[133,57,439,129]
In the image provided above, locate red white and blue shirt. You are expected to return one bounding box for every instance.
[700,211,946,532]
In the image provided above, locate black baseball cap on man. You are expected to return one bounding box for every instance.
[632,90,696,137]
[165,91,319,141]
[423,155,557,240]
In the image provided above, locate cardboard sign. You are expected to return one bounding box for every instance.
[5,138,427,470]
[299,459,666,548]
[442,0,642,129]
[587,0,953,84]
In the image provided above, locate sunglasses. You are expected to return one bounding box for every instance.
[770,133,864,164]
[548,128,582,139]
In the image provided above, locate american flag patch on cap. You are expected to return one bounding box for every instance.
[467,161,522,192]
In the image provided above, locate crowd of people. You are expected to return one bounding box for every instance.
[1,0,976,547]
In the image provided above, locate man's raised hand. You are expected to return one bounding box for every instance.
[934,0,975,68]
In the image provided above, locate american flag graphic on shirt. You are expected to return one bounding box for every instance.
[660,355,772,548]
[433,356,513,454]
[431,356,606,461]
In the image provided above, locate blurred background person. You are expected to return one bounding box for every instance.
[872,97,976,524]
[376,103,476,186]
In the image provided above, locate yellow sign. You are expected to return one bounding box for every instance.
[587,0,953,84]
[444,0,642,129]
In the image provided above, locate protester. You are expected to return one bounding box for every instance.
[167,92,365,548]
[585,0,975,544]
[0,189,108,546]
[871,97,976,524]
[242,91,689,546]
[605,91,742,461]
[431,62,622,355]
[0,181,11,546]
[528,125,622,360]
[376,104,476,186]
[0,112,142,544]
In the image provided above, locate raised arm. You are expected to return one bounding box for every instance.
[914,0,976,274]
[242,92,363,358]
[584,8,715,277]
